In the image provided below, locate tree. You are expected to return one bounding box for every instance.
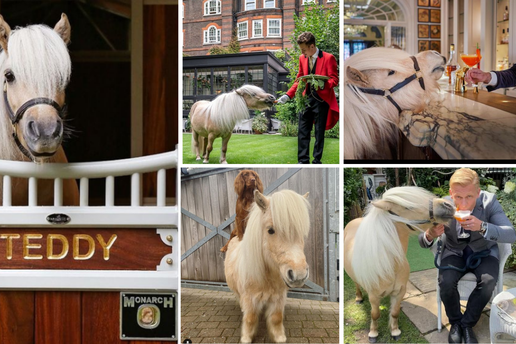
[208,28,241,55]
[274,0,340,124]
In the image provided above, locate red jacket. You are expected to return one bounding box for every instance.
[286,49,339,130]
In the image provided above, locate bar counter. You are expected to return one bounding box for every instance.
[399,78,516,159]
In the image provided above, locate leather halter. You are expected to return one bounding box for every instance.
[387,199,435,231]
[354,56,426,114]
[3,80,67,160]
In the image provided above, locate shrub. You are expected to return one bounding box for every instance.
[252,112,268,133]
[344,168,365,227]
[280,120,298,137]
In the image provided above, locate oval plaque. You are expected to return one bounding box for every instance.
[46,213,71,225]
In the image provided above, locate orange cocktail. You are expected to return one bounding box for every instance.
[460,54,481,67]
[454,210,471,222]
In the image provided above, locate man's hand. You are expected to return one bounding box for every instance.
[460,215,482,231]
[426,224,445,241]
[276,95,290,104]
[465,68,492,86]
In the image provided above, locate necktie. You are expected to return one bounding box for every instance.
[309,57,314,72]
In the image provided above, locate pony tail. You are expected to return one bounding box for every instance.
[351,205,405,292]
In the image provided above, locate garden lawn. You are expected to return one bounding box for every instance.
[407,235,436,272]
[344,272,429,344]
[182,133,339,164]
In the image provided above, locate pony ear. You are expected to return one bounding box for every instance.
[0,15,11,53]
[371,200,393,211]
[54,13,71,45]
[254,190,269,211]
[303,192,309,199]
[346,66,369,87]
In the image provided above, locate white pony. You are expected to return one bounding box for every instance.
[224,189,310,343]
[190,84,275,164]
[344,187,454,342]
[0,14,78,205]
[344,48,446,159]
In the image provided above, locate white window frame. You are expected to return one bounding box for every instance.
[204,25,221,44]
[238,21,248,40]
[267,19,282,37]
[245,0,256,11]
[264,0,275,8]
[204,0,221,15]
[252,20,263,38]
[302,0,315,4]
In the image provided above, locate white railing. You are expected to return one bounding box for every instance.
[0,150,178,291]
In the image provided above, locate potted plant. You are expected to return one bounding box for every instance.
[252,112,268,134]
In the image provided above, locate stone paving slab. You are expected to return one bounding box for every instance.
[181,287,339,343]
[401,290,449,334]
[404,280,422,299]
[409,268,438,294]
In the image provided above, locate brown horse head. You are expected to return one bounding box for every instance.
[0,14,71,163]
[235,85,276,110]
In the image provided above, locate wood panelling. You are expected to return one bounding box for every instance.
[0,229,169,270]
[143,5,178,203]
[82,292,121,344]
[0,291,34,344]
[35,292,82,344]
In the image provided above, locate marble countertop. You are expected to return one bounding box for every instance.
[399,78,516,159]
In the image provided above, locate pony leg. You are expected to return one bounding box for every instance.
[389,284,406,340]
[368,294,381,343]
[203,133,215,164]
[241,309,259,343]
[219,133,232,164]
[265,300,287,343]
[192,131,201,161]
[355,283,364,304]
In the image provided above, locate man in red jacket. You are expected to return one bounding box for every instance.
[277,32,339,164]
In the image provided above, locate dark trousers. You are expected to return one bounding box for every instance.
[438,246,499,328]
[298,96,329,164]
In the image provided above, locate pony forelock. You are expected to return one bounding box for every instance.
[8,25,71,97]
[237,190,311,284]
[351,186,436,291]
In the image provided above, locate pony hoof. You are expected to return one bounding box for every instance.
[203,160,209,164]
[196,157,201,161]
[392,335,400,341]
[220,161,228,164]
[355,300,363,304]
[369,336,378,343]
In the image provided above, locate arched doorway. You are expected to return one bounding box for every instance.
[344,0,408,59]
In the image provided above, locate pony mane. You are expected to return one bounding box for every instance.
[237,190,310,284]
[351,186,435,291]
[8,25,71,97]
[205,85,260,132]
[344,47,437,159]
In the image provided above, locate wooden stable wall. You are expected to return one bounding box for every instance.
[181,168,333,291]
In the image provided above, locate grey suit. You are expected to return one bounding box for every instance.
[418,191,516,259]
[419,190,515,329]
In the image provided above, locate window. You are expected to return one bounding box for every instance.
[302,0,315,4]
[264,0,275,8]
[252,20,263,38]
[238,22,248,40]
[267,19,281,37]
[203,25,221,44]
[245,0,256,10]
[204,0,221,15]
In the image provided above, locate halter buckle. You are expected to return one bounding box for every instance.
[416,70,424,79]
[383,89,392,98]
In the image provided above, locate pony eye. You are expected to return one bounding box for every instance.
[4,70,15,83]
[268,228,275,235]
[388,70,395,76]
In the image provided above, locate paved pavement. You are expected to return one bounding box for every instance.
[401,269,516,343]
[181,287,339,343]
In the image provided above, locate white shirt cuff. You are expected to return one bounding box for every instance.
[487,72,498,86]
[423,232,433,245]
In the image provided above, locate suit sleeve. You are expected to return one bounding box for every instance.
[486,64,516,91]
[326,54,339,89]
[286,57,305,99]
[483,197,516,243]
[418,231,435,248]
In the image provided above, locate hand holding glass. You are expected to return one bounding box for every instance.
[454,210,472,238]
[460,52,482,88]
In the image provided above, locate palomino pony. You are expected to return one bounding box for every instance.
[344,48,446,159]
[0,14,78,205]
[344,187,454,342]
[225,189,310,343]
[190,84,275,164]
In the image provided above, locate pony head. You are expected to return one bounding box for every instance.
[344,48,446,159]
[0,14,71,163]
[235,85,275,110]
[240,189,311,288]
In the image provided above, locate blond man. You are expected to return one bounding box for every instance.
[419,168,515,344]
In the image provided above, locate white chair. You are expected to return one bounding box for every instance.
[234,119,253,134]
[271,118,281,131]
[431,233,511,332]
[490,288,516,343]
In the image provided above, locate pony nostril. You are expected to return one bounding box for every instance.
[288,269,294,281]
[52,121,62,138]
[28,121,40,139]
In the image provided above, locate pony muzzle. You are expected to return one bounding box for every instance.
[22,113,63,157]
[282,266,309,288]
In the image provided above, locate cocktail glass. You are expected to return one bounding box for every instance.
[454,210,472,239]
[460,53,482,91]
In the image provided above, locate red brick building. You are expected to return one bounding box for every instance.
[182,0,336,56]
